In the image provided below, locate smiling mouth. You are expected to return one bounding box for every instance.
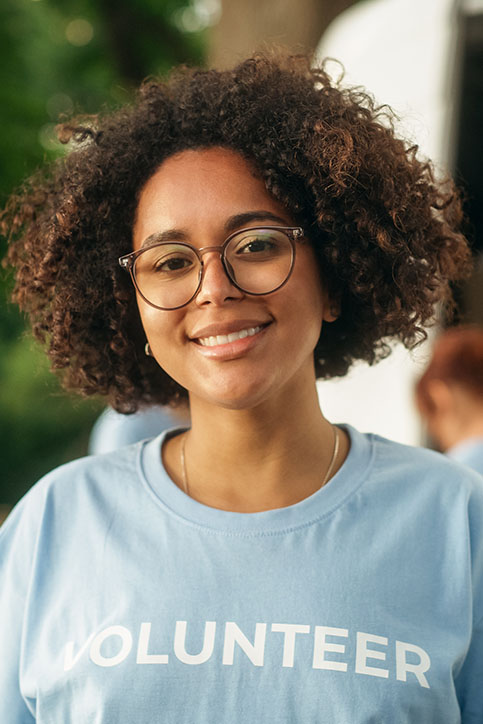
[197,325,265,347]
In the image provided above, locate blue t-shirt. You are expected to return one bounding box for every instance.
[1,426,483,723]
[447,438,483,477]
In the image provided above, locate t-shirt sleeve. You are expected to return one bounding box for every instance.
[0,494,40,722]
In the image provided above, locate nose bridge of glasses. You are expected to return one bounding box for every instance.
[197,244,225,259]
[198,244,236,289]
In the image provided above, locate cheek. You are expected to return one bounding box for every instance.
[305,299,325,351]
[293,259,326,332]
[137,299,157,338]
[279,288,324,365]
[137,300,183,356]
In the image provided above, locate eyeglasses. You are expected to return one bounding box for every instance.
[119,226,305,310]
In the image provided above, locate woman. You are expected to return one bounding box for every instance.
[1,54,482,722]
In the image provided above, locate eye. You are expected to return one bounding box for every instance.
[154,256,192,273]
[136,244,198,277]
[232,233,283,259]
[237,238,276,254]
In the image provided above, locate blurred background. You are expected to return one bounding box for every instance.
[1,0,482,517]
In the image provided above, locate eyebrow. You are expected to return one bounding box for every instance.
[139,210,291,249]
[224,211,290,233]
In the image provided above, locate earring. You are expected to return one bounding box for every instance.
[145,342,153,357]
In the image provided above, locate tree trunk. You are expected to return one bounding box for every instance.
[208,0,359,68]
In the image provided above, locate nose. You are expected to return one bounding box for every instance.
[194,251,244,306]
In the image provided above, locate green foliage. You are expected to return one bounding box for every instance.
[0,0,207,506]
[0,334,103,504]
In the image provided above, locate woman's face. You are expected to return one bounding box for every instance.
[132,147,335,410]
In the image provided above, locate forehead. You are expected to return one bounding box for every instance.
[132,147,292,248]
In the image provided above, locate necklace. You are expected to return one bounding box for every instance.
[180,425,340,498]
[180,433,190,496]
[320,425,340,487]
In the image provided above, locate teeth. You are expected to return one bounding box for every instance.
[198,326,263,347]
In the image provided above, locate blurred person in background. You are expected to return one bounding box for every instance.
[89,404,190,455]
[1,53,482,722]
[416,326,483,475]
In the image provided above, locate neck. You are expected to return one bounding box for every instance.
[446,418,483,450]
[432,391,483,451]
[164,374,349,512]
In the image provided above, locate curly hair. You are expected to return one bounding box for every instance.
[1,53,473,412]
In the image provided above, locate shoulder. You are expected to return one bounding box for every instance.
[37,439,141,498]
[347,425,483,513]
[0,441,143,551]
[348,426,483,572]
[365,427,482,487]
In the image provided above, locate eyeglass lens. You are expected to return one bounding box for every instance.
[133,228,294,309]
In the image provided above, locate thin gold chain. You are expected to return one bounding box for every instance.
[320,425,339,488]
[180,433,189,496]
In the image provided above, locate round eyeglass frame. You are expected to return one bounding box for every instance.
[118,225,305,311]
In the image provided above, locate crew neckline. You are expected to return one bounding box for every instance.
[138,424,373,536]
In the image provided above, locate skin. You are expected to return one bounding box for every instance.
[418,380,483,452]
[132,147,349,512]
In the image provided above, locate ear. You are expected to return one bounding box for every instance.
[322,298,340,323]
[424,379,453,418]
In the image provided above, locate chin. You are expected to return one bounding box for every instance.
[192,378,277,411]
